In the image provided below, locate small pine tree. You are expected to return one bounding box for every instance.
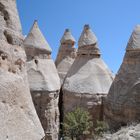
[62,107,93,140]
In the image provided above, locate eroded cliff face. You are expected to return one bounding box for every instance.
[104,25,140,130]
[55,29,77,85]
[62,25,114,124]
[24,21,61,140]
[0,0,45,140]
[0,0,23,45]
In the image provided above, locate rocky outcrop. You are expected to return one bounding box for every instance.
[62,25,114,123]
[55,29,76,84]
[24,21,61,140]
[100,124,140,140]
[0,0,45,140]
[104,25,140,130]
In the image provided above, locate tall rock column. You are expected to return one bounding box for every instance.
[55,29,77,84]
[104,25,140,130]
[62,25,114,124]
[0,0,45,140]
[24,21,61,140]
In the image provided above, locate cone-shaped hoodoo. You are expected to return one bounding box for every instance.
[55,28,77,84]
[24,21,61,140]
[62,25,114,128]
[104,25,140,130]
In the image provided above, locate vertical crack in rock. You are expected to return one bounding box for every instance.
[58,88,64,138]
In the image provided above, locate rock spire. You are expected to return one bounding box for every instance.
[24,21,61,140]
[62,25,114,126]
[24,20,52,60]
[55,28,77,84]
[104,25,140,130]
[60,28,76,43]
[78,24,100,56]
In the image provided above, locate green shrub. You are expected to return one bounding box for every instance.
[62,107,93,140]
[61,107,109,140]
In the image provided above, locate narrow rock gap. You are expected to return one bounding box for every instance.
[58,87,64,138]
[99,96,104,121]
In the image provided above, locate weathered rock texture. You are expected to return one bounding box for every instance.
[62,25,114,123]
[55,29,77,84]
[104,25,140,130]
[100,124,140,140]
[24,21,61,140]
[0,0,45,139]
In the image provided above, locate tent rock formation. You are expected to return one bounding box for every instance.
[55,29,77,84]
[62,24,114,123]
[24,20,61,140]
[104,25,140,130]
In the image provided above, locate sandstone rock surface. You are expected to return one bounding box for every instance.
[104,25,140,130]
[0,0,45,139]
[24,21,61,140]
[55,29,76,84]
[63,25,114,123]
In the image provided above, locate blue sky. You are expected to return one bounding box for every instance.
[17,0,140,73]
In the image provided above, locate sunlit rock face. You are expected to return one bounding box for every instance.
[55,29,77,84]
[104,25,140,130]
[0,0,45,140]
[24,21,61,140]
[62,24,114,123]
